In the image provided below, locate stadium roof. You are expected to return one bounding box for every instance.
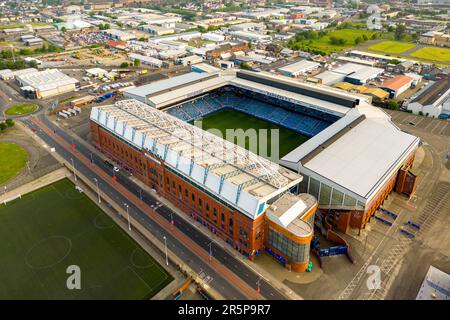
[91,99,303,219]
[281,103,420,204]
[124,72,213,100]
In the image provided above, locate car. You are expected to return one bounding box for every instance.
[113,166,120,172]
[409,121,416,126]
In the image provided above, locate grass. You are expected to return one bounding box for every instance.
[194,108,308,160]
[5,104,38,116]
[0,142,28,184]
[410,47,450,63]
[0,178,173,299]
[368,41,416,54]
[0,23,51,30]
[290,29,378,54]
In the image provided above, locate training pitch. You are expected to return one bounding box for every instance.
[0,178,173,299]
[195,108,308,160]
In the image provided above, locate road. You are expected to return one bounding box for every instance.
[22,114,287,300]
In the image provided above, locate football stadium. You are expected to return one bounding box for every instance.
[90,70,420,272]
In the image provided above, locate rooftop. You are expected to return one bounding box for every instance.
[277,60,320,74]
[266,193,316,238]
[91,99,303,218]
[281,103,420,203]
[412,78,450,106]
[382,75,414,91]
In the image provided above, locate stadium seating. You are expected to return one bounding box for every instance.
[165,92,333,137]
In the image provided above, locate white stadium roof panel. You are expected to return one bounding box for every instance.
[91,99,302,219]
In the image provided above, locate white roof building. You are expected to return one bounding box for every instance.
[16,69,78,99]
[278,60,321,77]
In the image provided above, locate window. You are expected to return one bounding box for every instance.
[198,198,202,207]
[205,203,210,211]
[221,213,225,222]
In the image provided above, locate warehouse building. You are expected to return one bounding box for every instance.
[407,78,450,118]
[15,69,78,99]
[278,60,321,77]
[230,31,272,43]
[333,63,384,85]
[128,53,163,68]
[380,75,414,98]
[102,29,137,41]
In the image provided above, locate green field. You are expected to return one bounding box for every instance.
[0,142,28,184]
[5,104,38,116]
[290,29,378,54]
[410,47,450,63]
[194,109,308,160]
[0,179,173,299]
[368,41,416,54]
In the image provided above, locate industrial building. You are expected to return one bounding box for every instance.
[278,60,321,77]
[407,78,450,118]
[380,75,414,99]
[230,31,272,43]
[128,53,163,68]
[15,69,79,99]
[333,63,384,86]
[106,70,419,269]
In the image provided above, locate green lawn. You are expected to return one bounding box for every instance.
[0,178,173,299]
[410,47,450,63]
[0,142,28,185]
[368,41,416,54]
[5,104,38,116]
[194,108,308,161]
[290,29,378,54]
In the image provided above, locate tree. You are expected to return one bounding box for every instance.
[134,58,141,67]
[5,119,14,127]
[0,122,6,131]
[395,25,406,40]
[387,99,399,110]
[354,36,363,45]
[240,62,251,70]
[61,26,67,33]
[120,62,129,68]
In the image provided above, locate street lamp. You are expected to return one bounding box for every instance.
[256,277,262,300]
[163,236,168,266]
[208,241,213,262]
[26,161,31,174]
[3,186,7,196]
[93,177,101,204]
[124,203,131,231]
[70,157,77,182]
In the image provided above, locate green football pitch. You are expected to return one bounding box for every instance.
[0,178,173,299]
[194,108,308,160]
